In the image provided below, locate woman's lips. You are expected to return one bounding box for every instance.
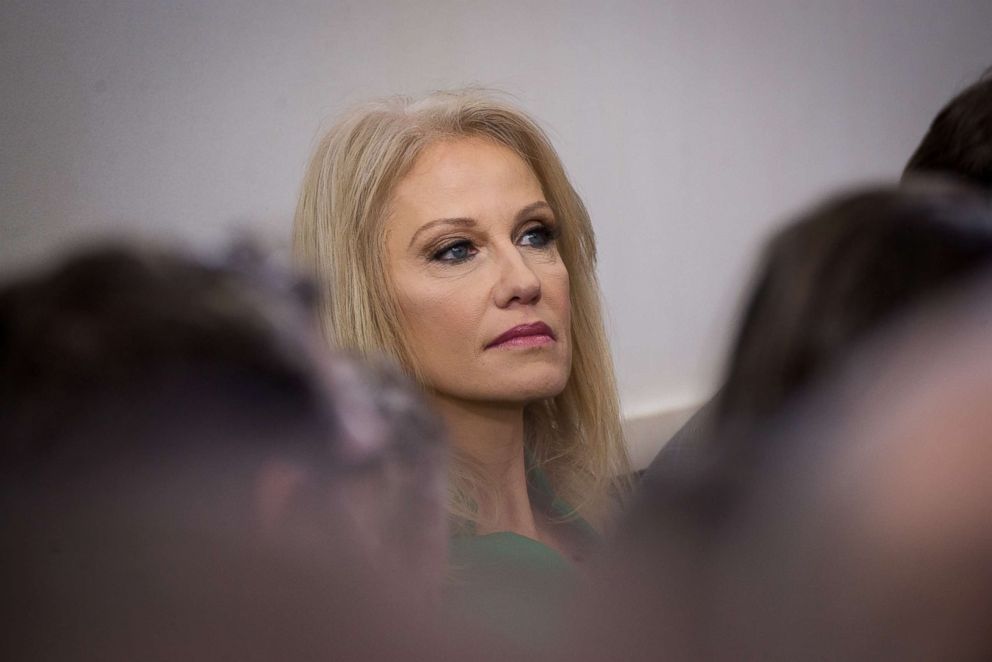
[485,322,556,349]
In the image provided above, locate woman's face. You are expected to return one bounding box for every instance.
[384,136,572,407]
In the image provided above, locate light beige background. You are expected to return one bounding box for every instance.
[3,1,990,464]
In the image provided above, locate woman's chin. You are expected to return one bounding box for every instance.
[479,373,571,404]
[428,370,570,407]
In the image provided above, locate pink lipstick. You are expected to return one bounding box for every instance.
[485,322,556,349]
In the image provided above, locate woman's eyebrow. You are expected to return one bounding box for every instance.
[408,217,476,249]
[514,200,553,223]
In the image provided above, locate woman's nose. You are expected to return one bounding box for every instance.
[492,248,542,308]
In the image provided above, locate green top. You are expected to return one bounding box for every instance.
[443,466,600,650]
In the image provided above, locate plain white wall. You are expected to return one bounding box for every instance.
[3,0,991,455]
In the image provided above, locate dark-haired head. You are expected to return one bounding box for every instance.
[718,181,992,433]
[0,245,339,479]
[0,243,450,660]
[904,68,992,190]
[603,184,992,662]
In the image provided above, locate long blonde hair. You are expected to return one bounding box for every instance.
[293,89,630,529]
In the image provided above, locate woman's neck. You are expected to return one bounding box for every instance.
[430,396,539,539]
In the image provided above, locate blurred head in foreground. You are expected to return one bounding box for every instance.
[904,67,992,190]
[716,181,992,435]
[702,271,992,660]
[576,256,992,662]
[603,183,992,660]
[0,244,449,660]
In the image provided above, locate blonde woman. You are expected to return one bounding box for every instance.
[294,89,630,641]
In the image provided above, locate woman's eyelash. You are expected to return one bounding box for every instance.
[426,222,558,263]
[429,239,475,263]
[519,222,559,247]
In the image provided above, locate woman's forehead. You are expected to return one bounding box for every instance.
[386,138,545,232]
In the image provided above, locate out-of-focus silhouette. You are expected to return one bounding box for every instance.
[649,182,992,488]
[0,244,459,661]
[904,67,992,190]
[677,272,992,661]
[586,185,992,661]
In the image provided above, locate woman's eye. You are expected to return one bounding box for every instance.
[432,240,476,263]
[519,225,555,248]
